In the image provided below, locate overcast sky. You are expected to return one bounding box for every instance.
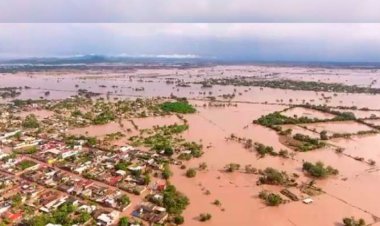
[1,23,380,62]
[0,0,380,22]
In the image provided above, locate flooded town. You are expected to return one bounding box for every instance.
[0,63,380,226]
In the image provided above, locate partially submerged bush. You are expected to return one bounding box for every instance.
[342,217,366,226]
[293,133,326,151]
[245,164,257,174]
[213,199,221,206]
[224,163,240,172]
[198,162,207,170]
[173,215,185,225]
[278,149,289,158]
[254,142,277,157]
[199,213,212,222]
[185,168,197,178]
[258,190,283,206]
[302,161,339,178]
[259,168,286,185]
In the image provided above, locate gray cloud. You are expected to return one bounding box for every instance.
[0,23,380,62]
[0,0,380,22]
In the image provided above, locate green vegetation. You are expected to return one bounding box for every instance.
[16,160,36,170]
[254,142,277,157]
[159,101,196,114]
[254,106,359,136]
[23,202,91,226]
[224,163,241,172]
[213,199,221,206]
[14,146,39,154]
[129,123,203,161]
[278,149,289,158]
[163,185,189,215]
[47,97,172,128]
[258,191,283,206]
[174,215,185,225]
[198,77,380,94]
[103,132,125,142]
[163,146,174,156]
[22,114,40,128]
[118,217,129,226]
[342,217,366,226]
[12,99,45,107]
[0,87,21,99]
[255,112,315,127]
[180,142,203,158]
[115,160,131,171]
[292,133,326,151]
[320,130,328,140]
[130,124,189,151]
[302,161,339,178]
[258,167,287,185]
[245,164,257,174]
[258,167,297,186]
[199,213,212,222]
[162,163,172,179]
[11,194,22,207]
[117,194,131,206]
[198,162,207,170]
[185,168,197,178]
[334,111,356,121]
[92,111,116,125]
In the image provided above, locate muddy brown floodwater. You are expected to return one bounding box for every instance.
[2,65,380,226]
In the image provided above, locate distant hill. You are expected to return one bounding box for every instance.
[0,54,214,66]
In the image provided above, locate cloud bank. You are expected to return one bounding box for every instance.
[0,0,380,22]
[1,23,380,62]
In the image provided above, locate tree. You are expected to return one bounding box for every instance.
[143,173,151,185]
[11,194,22,207]
[22,114,39,128]
[224,163,240,172]
[174,215,184,225]
[199,213,212,222]
[162,163,172,179]
[118,194,130,206]
[258,191,283,206]
[320,130,328,140]
[259,167,286,185]
[159,101,196,114]
[77,211,91,223]
[119,217,129,226]
[302,161,339,178]
[266,193,283,206]
[198,162,207,170]
[163,185,189,215]
[164,147,174,156]
[213,199,221,206]
[186,168,197,178]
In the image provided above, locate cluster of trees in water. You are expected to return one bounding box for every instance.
[197,77,380,94]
